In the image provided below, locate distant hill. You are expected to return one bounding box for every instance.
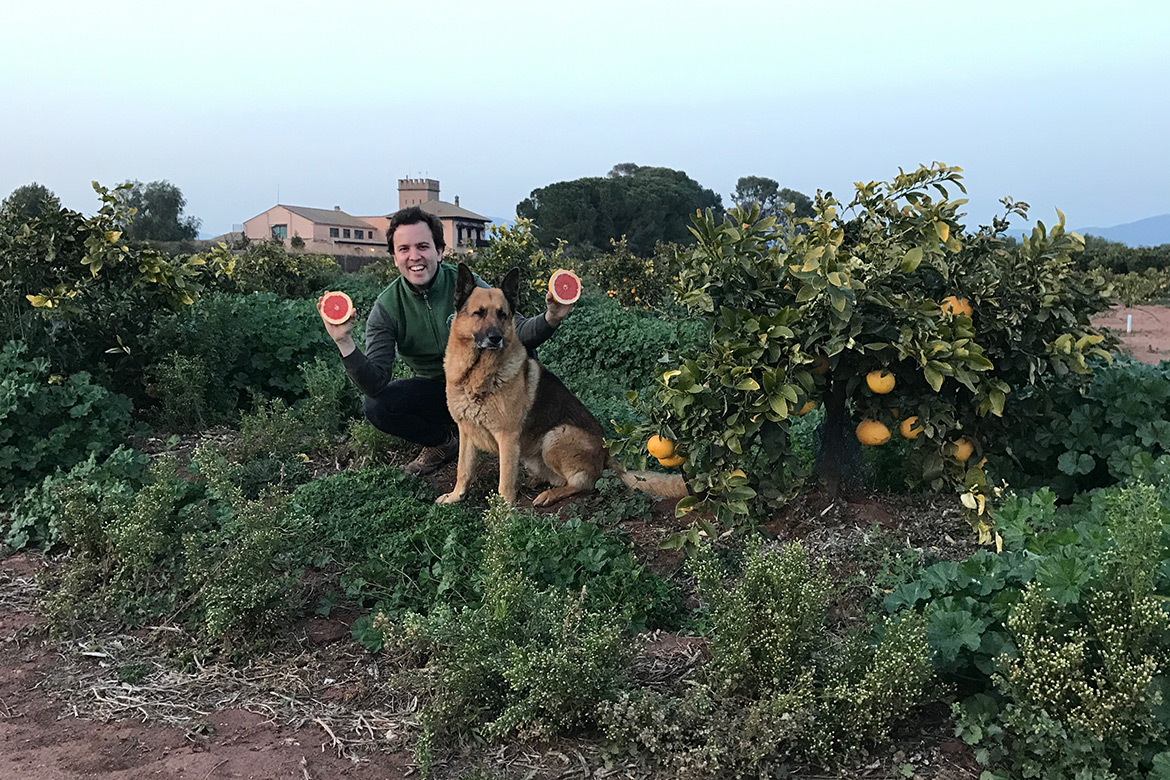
[1076,214,1170,247]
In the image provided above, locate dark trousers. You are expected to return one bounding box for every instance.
[362,377,453,447]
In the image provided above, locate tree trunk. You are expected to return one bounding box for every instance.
[813,374,860,500]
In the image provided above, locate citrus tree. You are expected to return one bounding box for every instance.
[621,163,1112,543]
[2,181,234,397]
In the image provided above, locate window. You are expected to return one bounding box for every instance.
[271,224,287,240]
[343,229,351,238]
[329,227,339,238]
[355,229,364,239]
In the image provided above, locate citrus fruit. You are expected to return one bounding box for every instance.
[797,400,816,416]
[320,291,354,325]
[647,435,675,459]
[900,416,923,439]
[941,295,973,318]
[866,369,895,394]
[809,355,830,375]
[548,269,582,304]
[856,420,891,446]
[658,455,685,467]
[953,437,975,461]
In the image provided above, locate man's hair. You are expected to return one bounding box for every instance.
[387,206,445,252]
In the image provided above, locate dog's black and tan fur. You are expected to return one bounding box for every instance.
[436,264,686,506]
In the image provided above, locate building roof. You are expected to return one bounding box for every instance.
[281,205,377,229]
[410,200,489,222]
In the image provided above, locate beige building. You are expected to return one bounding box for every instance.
[242,179,490,257]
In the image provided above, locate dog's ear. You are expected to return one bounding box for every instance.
[453,263,476,311]
[501,267,521,314]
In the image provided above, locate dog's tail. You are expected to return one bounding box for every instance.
[608,457,689,498]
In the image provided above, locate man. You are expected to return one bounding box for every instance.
[318,206,573,475]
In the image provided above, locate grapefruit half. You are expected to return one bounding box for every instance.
[321,291,354,325]
[548,269,582,304]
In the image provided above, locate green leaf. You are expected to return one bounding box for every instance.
[924,365,944,392]
[735,377,760,391]
[901,246,923,273]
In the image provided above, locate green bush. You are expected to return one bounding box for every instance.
[539,292,704,430]
[0,340,133,507]
[954,482,1170,780]
[1005,358,1170,498]
[496,509,682,632]
[147,292,337,419]
[599,539,933,772]
[43,446,317,652]
[147,352,210,432]
[5,446,148,550]
[0,182,232,402]
[198,241,341,298]
[384,498,633,774]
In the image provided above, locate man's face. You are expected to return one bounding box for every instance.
[392,221,441,287]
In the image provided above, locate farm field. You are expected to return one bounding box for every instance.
[3,167,1169,779]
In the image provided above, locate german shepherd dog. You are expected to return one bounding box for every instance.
[436,264,687,506]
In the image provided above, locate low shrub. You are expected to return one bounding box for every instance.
[382,498,633,774]
[1000,358,1170,498]
[5,446,148,550]
[199,241,341,298]
[599,539,933,773]
[953,480,1170,780]
[43,447,314,652]
[147,292,337,420]
[539,292,705,430]
[0,340,133,507]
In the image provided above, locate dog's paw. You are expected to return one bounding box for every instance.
[435,492,463,505]
[532,490,557,507]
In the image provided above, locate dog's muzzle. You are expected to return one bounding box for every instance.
[475,331,505,350]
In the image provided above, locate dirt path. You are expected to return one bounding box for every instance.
[0,555,410,780]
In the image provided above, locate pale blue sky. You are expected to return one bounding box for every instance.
[2,0,1167,237]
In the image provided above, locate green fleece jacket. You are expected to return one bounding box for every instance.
[341,263,556,393]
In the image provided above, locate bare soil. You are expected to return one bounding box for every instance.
[1092,303,1170,364]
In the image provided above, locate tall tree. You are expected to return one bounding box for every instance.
[116,180,201,242]
[732,176,815,221]
[517,165,722,255]
[1,183,62,224]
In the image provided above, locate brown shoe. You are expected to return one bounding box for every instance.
[403,432,458,476]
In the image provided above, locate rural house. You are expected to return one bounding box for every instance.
[242,179,491,259]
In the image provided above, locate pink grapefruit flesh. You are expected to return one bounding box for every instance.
[321,291,354,325]
[548,269,581,304]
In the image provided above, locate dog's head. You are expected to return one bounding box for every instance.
[453,263,521,351]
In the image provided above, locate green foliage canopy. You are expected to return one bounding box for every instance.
[116,179,201,242]
[516,163,723,255]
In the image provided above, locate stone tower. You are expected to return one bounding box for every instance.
[398,178,440,210]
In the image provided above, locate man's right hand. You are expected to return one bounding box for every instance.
[317,294,357,357]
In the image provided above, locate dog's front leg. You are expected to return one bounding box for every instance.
[436,432,477,504]
[496,433,521,505]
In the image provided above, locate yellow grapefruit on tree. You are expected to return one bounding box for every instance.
[797,400,816,416]
[953,437,975,461]
[941,295,973,318]
[647,435,675,459]
[866,369,895,394]
[856,420,891,446]
[900,415,923,439]
[658,455,685,467]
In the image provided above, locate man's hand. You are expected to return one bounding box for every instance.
[544,289,574,327]
[317,294,357,357]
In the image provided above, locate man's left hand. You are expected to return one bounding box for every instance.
[544,290,574,327]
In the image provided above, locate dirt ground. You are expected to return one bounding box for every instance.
[12,304,1168,779]
[1092,304,1170,364]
